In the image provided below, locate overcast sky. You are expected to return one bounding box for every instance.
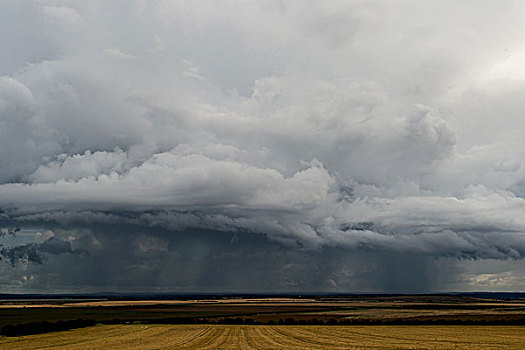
[2,0,525,293]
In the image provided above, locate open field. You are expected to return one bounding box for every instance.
[0,298,317,308]
[1,295,524,348]
[1,324,525,349]
[2,295,525,330]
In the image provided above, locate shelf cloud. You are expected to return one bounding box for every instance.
[2,0,525,292]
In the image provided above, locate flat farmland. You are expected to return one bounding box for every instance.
[1,296,525,348]
[1,324,525,349]
[2,295,525,328]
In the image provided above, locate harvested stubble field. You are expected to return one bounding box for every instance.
[1,296,525,348]
[1,324,525,349]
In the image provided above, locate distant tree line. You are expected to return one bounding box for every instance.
[141,316,525,326]
[0,319,96,337]
[211,317,525,326]
[3,316,525,337]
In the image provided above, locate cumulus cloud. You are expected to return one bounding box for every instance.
[1,0,525,291]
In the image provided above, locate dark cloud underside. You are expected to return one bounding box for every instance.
[2,0,525,292]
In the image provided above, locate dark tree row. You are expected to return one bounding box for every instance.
[0,319,96,337]
[3,316,525,337]
[141,316,525,326]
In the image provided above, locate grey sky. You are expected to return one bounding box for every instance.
[2,0,525,293]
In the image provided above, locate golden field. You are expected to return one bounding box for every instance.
[1,324,525,350]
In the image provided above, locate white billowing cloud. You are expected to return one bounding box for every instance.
[29,149,128,183]
[2,0,525,260]
[0,76,61,183]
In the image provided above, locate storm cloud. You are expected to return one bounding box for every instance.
[2,0,525,292]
